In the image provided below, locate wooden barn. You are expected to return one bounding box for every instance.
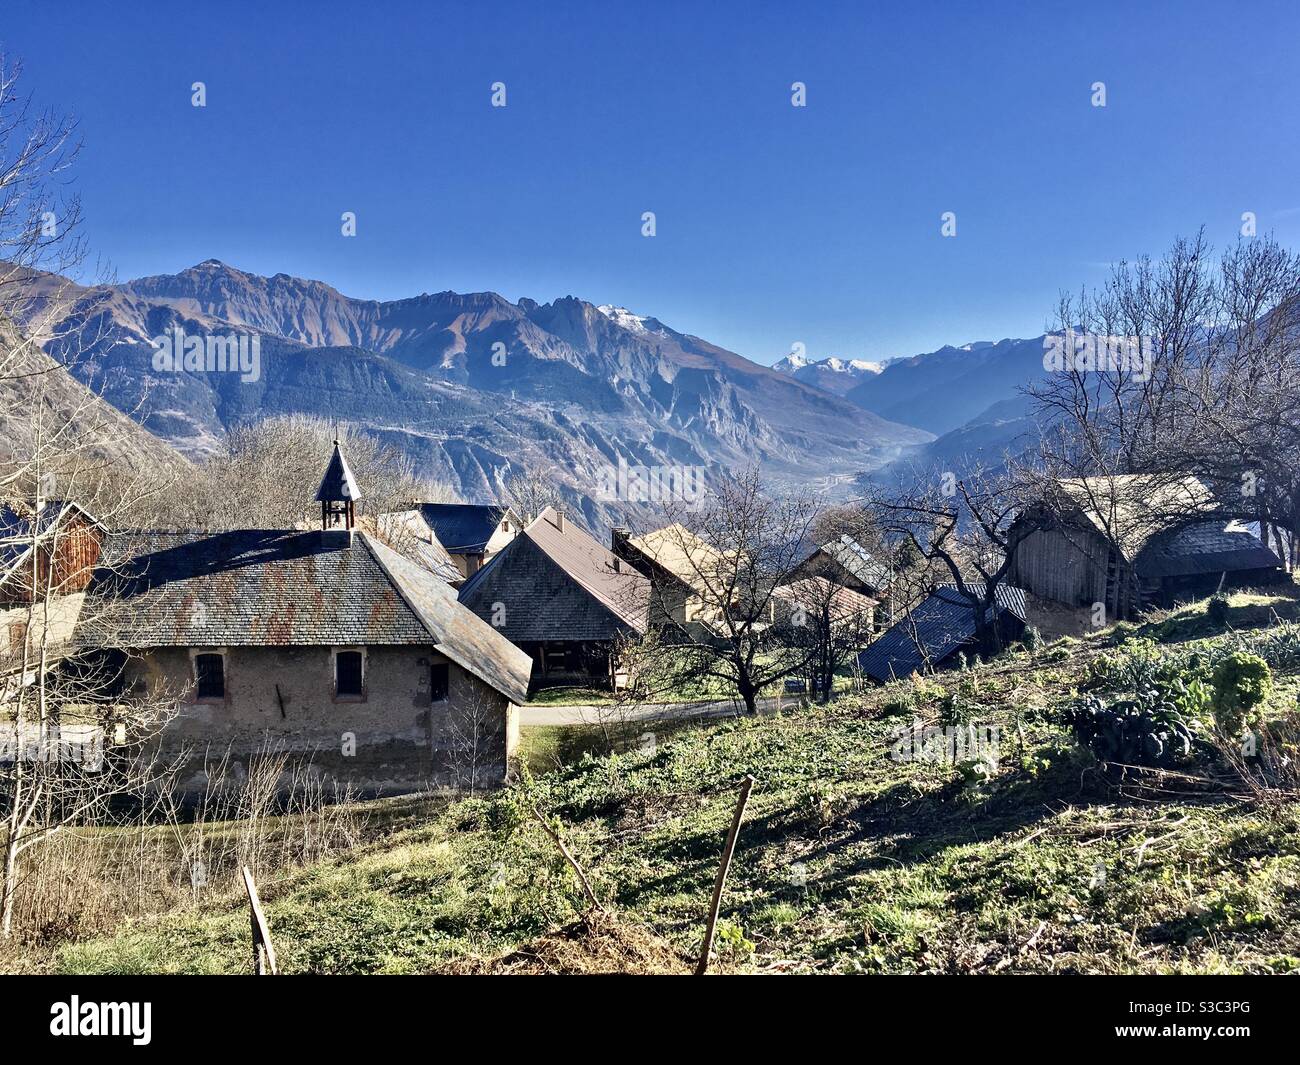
[1008,475,1284,620]
[458,508,651,690]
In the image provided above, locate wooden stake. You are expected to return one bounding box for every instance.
[695,774,756,975]
[242,865,278,975]
[532,804,606,915]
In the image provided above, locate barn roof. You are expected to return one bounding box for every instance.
[1136,520,1282,579]
[459,507,651,641]
[857,583,1027,684]
[812,535,892,592]
[415,503,510,553]
[1053,475,1216,558]
[78,528,531,703]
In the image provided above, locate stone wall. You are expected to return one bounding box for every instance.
[125,644,517,796]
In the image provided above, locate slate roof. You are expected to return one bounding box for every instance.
[814,535,892,592]
[459,507,651,641]
[857,584,1027,684]
[416,503,509,553]
[1136,520,1282,579]
[315,441,361,502]
[78,528,531,703]
[374,510,463,583]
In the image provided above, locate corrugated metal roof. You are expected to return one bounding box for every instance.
[416,503,509,553]
[459,507,651,640]
[78,528,530,703]
[857,583,1026,683]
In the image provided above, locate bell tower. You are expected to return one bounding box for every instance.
[315,439,361,531]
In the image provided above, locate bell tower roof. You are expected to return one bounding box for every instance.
[315,439,361,503]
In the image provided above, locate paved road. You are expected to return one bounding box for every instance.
[522,695,784,726]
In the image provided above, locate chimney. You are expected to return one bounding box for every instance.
[554,510,565,533]
[610,526,632,562]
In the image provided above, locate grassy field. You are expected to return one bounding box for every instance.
[20,588,1300,974]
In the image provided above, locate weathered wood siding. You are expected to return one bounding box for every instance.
[1010,525,1108,606]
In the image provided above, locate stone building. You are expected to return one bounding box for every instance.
[79,442,531,795]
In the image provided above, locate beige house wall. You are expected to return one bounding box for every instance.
[125,643,517,796]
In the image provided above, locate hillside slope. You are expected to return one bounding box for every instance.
[54,589,1300,975]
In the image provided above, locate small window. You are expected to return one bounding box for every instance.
[335,650,364,697]
[195,653,225,699]
[430,662,449,702]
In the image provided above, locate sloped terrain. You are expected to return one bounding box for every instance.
[49,588,1300,975]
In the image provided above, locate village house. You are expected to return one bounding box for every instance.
[1008,475,1284,620]
[788,534,891,598]
[611,523,737,631]
[394,502,519,581]
[75,442,532,795]
[458,507,651,689]
[784,534,888,629]
[857,584,1028,684]
[0,497,103,676]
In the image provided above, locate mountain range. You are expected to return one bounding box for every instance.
[18,261,943,528]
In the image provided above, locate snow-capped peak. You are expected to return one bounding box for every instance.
[597,304,650,334]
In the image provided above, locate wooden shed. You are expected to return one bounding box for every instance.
[1008,475,1283,620]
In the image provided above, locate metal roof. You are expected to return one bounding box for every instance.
[857,583,1027,683]
[78,528,530,703]
[815,535,892,592]
[415,503,509,553]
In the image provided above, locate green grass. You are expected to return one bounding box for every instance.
[40,588,1300,974]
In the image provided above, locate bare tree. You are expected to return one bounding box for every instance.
[630,468,818,715]
[778,575,875,701]
[1029,231,1300,567]
[500,465,563,526]
[184,415,452,531]
[861,462,1039,660]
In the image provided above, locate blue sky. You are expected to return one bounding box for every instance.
[5,0,1299,365]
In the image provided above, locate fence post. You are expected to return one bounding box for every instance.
[695,774,756,975]
[242,865,278,975]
